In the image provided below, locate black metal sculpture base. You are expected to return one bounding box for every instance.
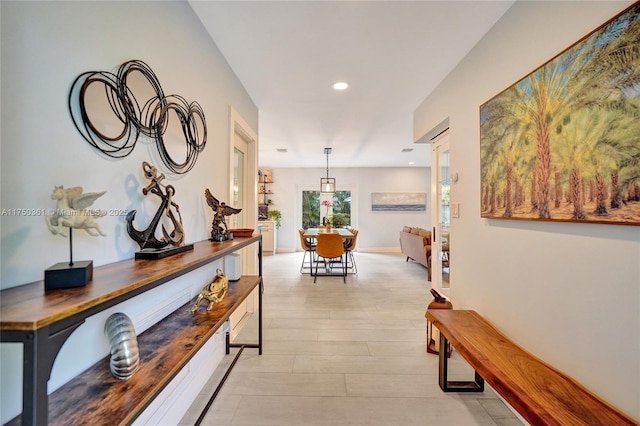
[209,232,234,242]
[45,260,93,290]
[135,243,194,260]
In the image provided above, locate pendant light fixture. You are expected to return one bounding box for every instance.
[320,147,336,193]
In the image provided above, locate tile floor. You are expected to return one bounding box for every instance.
[180,251,523,426]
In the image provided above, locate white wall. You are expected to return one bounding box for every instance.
[414,1,639,420]
[264,167,430,252]
[0,1,257,422]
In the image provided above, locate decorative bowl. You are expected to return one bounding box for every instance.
[228,228,254,238]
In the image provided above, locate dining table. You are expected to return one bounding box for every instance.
[301,228,355,276]
[302,227,354,240]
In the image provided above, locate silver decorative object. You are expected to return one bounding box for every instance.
[104,313,140,380]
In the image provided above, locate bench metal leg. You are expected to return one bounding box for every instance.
[438,334,484,392]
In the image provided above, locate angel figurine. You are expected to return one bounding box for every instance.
[205,189,242,241]
[45,186,107,237]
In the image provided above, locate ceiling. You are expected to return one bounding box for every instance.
[189,1,514,169]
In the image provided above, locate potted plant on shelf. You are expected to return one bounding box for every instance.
[267,209,282,229]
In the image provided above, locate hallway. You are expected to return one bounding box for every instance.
[180,252,522,426]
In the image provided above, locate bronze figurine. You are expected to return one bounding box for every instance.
[191,268,229,312]
[205,189,241,241]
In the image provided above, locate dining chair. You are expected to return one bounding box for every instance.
[313,232,346,283]
[298,229,316,273]
[344,229,358,274]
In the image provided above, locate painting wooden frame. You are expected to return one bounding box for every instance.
[371,192,426,212]
[480,2,640,226]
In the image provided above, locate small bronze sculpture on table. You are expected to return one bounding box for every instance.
[205,189,242,241]
[126,161,193,259]
[191,268,229,312]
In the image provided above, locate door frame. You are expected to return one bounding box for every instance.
[227,107,258,338]
[430,129,450,296]
[228,107,258,233]
[228,107,258,272]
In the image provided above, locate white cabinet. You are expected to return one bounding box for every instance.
[259,220,277,254]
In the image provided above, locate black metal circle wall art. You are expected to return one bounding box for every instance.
[68,60,207,174]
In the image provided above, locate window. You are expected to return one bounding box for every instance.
[301,190,351,228]
[302,190,320,229]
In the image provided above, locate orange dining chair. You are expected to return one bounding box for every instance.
[313,232,346,283]
[344,229,358,274]
[298,229,316,273]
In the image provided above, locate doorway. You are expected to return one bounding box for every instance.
[431,130,450,295]
[233,141,247,229]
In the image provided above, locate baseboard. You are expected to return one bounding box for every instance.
[282,247,402,254]
[356,247,402,253]
[275,247,296,253]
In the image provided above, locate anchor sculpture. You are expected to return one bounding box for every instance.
[126,161,193,259]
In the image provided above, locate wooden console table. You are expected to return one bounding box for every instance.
[0,236,262,425]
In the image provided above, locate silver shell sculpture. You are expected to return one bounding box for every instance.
[104,312,140,380]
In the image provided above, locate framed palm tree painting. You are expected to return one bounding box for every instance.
[480,2,640,226]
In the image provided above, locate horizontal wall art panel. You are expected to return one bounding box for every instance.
[480,2,640,226]
[371,192,426,212]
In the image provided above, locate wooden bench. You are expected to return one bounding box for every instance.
[425,309,637,426]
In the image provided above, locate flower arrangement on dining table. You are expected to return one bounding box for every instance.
[321,200,332,226]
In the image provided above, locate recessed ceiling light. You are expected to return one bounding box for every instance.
[332,81,349,90]
[409,161,415,165]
